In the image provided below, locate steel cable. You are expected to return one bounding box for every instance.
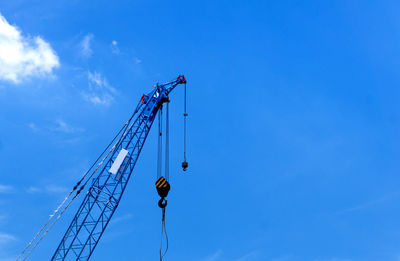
[157,106,163,179]
[159,208,168,261]
[165,102,169,181]
[183,83,187,162]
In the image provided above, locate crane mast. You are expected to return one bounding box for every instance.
[51,75,186,260]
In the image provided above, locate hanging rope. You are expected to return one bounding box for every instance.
[184,83,187,162]
[182,82,188,171]
[156,101,170,260]
[17,108,137,261]
[165,102,169,181]
[159,207,168,261]
[157,106,163,179]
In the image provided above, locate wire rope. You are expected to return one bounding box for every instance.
[183,83,187,162]
[165,102,169,181]
[159,208,168,261]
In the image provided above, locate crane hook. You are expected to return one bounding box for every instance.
[158,198,168,208]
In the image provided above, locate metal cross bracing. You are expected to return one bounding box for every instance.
[51,75,186,261]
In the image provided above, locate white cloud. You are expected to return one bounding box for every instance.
[0,13,59,83]
[336,193,397,214]
[28,122,39,132]
[236,251,259,261]
[315,257,351,261]
[27,186,40,194]
[80,33,93,57]
[88,71,106,86]
[82,71,116,106]
[0,232,16,243]
[0,232,17,261]
[51,119,84,134]
[202,250,223,261]
[45,184,69,193]
[28,120,83,134]
[110,213,133,225]
[0,185,13,193]
[111,40,120,54]
[271,256,292,261]
[27,184,68,194]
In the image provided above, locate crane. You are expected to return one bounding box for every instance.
[17,75,187,261]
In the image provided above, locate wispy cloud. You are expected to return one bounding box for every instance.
[27,184,68,194]
[201,250,223,261]
[110,213,133,225]
[26,186,40,194]
[271,255,293,261]
[28,122,39,132]
[82,71,116,106]
[0,13,59,83]
[0,232,16,244]
[51,119,84,134]
[45,184,69,193]
[88,71,107,86]
[28,120,84,134]
[0,185,13,193]
[236,251,259,261]
[0,232,17,261]
[200,250,262,261]
[314,257,352,261]
[80,33,93,58]
[337,193,398,214]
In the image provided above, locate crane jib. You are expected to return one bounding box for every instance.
[49,76,186,261]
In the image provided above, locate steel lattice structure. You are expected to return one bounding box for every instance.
[51,75,186,261]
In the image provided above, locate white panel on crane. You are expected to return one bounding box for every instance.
[109,148,129,174]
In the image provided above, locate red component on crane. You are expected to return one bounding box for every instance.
[178,75,186,84]
[141,94,149,103]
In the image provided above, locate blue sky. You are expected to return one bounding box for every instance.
[0,0,400,260]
